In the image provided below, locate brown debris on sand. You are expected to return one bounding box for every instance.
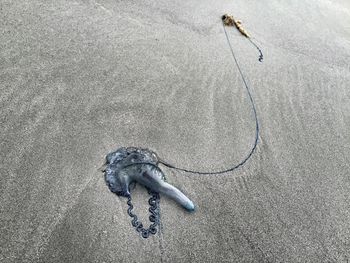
[222,13,250,38]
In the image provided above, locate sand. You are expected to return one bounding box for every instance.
[1,0,350,262]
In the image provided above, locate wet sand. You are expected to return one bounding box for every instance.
[1,0,350,262]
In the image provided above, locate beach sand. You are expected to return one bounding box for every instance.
[1,0,350,262]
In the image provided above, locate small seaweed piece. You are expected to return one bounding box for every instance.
[222,13,264,62]
[222,13,250,38]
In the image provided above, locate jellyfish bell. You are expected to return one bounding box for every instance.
[104,147,195,211]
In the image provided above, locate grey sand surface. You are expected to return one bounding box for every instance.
[1,0,350,262]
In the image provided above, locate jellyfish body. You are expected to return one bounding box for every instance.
[104,147,195,211]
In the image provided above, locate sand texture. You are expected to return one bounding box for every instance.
[1,0,350,262]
